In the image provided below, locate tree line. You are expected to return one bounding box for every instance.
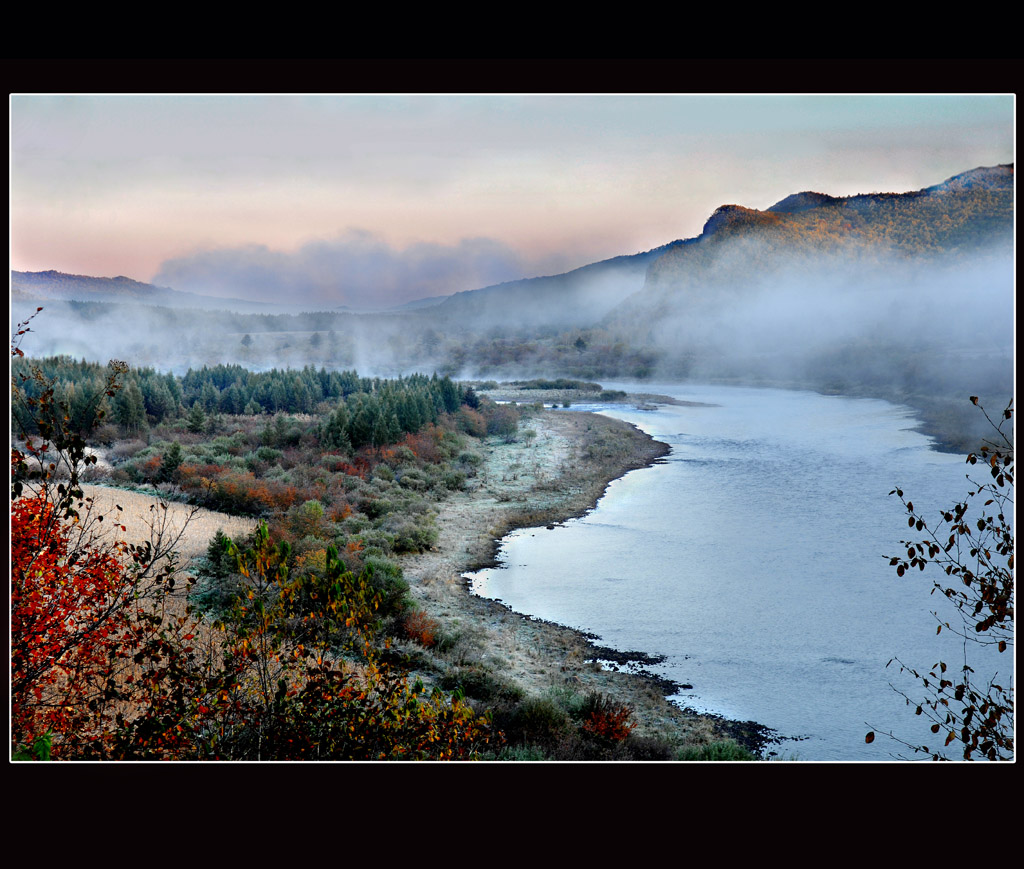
[11,354,475,440]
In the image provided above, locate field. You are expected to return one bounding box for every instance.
[80,484,257,569]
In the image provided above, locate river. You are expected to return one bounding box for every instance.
[466,384,1010,761]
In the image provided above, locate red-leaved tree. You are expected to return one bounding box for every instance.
[11,310,206,758]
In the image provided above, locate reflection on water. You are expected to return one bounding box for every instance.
[467,384,1005,761]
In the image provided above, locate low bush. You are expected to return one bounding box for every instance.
[387,516,438,554]
[439,666,524,704]
[441,470,466,491]
[397,468,429,490]
[495,696,572,749]
[677,740,756,761]
[494,745,548,761]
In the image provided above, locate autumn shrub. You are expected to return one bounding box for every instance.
[441,469,467,491]
[617,734,676,760]
[108,438,149,463]
[402,609,441,648]
[92,422,122,445]
[10,490,214,759]
[238,661,497,760]
[200,525,496,760]
[485,404,521,442]
[11,495,127,749]
[401,426,445,464]
[358,495,392,520]
[457,407,488,438]
[320,453,353,473]
[285,498,329,539]
[372,463,395,483]
[577,692,635,742]
[106,467,132,485]
[387,445,417,466]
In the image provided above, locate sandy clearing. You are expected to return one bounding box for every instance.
[78,484,257,569]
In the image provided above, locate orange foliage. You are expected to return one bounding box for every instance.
[457,407,488,438]
[328,502,353,522]
[401,425,445,464]
[580,695,635,742]
[402,609,440,648]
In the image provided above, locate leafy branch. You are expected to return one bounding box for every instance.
[867,398,1013,761]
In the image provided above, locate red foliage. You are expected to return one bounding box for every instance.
[401,425,446,464]
[139,453,163,484]
[11,497,126,746]
[581,695,635,742]
[177,463,311,515]
[402,609,440,648]
[11,494,206,758]
[457,407,488,438]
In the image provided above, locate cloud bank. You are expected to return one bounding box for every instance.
[152,231,560,310]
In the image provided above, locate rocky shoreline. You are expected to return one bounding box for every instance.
[398,405,776,758]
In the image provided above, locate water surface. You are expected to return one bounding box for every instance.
[468,384,1007,760]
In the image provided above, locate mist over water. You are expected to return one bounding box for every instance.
[467,384,1008,760]
[643,247,1014,390]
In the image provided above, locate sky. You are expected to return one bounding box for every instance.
[9,92,1015,310]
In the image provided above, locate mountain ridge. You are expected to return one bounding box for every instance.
[12,164,1013,331]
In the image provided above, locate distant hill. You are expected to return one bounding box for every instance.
[612,163,1013,322]
[388,294,450,312]
[9,270,314,314]
[13,270,201,305]
[427,241,687,331]
[923,163,1015,193]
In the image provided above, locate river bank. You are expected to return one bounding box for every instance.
[398,406,776,757]
[75,404,776,757]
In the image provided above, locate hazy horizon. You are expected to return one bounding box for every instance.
[10,93,1013,310]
